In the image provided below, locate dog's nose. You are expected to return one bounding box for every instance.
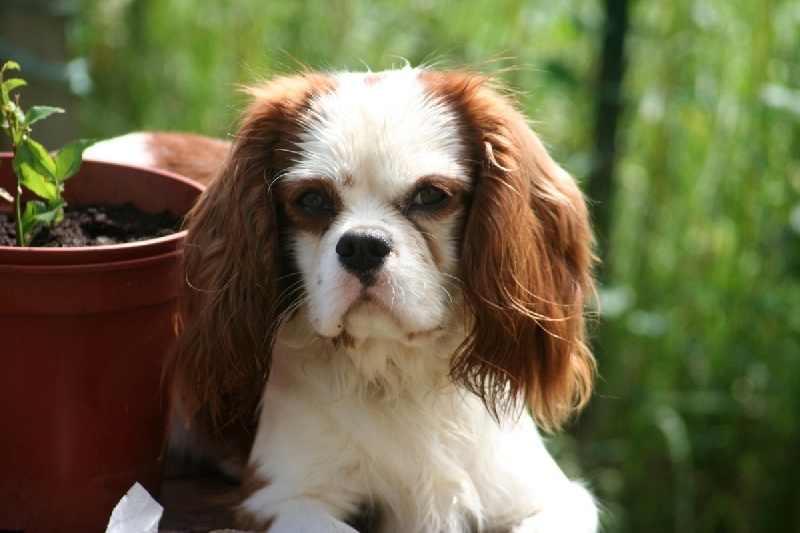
[336,228,393,282]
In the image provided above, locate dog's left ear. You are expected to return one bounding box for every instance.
[429,72,596,431]
[166,73,336,436]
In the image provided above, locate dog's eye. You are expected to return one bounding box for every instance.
[296,191,330,212]
[412,186,448,208]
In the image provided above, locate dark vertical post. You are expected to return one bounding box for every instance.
[573,0,632,446]
[587,0,630,279]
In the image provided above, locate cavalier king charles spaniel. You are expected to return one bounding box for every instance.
[88,66,598,532]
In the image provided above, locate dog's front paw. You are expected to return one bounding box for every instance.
[268,515,359,533]
[511,482,598,533]
[238,498,360,533]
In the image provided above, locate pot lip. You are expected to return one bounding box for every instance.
[0,227,188,252]
[0,247,186,276]
[0,154,204,264]
[0,229,189,266]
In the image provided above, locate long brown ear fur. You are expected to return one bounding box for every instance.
[166,74,335,434]
[425,71,596,432]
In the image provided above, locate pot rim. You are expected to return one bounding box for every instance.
[0,154,204,265]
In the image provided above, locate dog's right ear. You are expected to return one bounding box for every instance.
[166,73,336,434]
[422,70,596,432]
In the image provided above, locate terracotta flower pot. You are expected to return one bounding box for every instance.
[0,155,203,532]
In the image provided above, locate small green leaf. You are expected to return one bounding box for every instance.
[18,163,59,201]
[54,138,95,181]
[2,77,26,95]
[35,199,65,224]
[20,200,48,242]
[15,138,57,179]
[25,106,64,127]
[46,198,67,224]
[19,199,64,244]
[1,61,21,74]
[32,206,59,224]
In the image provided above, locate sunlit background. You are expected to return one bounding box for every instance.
[2,0,799,531]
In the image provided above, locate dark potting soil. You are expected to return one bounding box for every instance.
[0,204,183,247]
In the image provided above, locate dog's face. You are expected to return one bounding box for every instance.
[277,71,469,345]
[168,67,595,434]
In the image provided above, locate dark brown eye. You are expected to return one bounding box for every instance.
[296,190,330,212]
[412,186,448,208]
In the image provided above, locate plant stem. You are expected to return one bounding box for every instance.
[14,183,24,247]
[9,123,24,246]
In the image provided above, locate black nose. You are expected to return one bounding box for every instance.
[336,228,393,282]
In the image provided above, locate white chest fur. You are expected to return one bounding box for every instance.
[241,331,594,532]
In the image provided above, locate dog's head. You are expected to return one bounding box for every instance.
[168,67,595,434]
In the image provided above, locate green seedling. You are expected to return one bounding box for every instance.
[0,60,94,246]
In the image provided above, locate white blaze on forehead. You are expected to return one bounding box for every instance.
[288,67,467,193]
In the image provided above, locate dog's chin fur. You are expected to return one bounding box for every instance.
[91,65,599,532]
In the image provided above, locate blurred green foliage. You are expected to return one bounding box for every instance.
[68,0,800,531]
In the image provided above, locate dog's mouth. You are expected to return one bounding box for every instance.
[341,294,402,331]
[346,292,391,317]
[323,294,443,348]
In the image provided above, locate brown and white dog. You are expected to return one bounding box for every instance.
[87,66,598,532]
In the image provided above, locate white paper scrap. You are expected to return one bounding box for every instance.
[105,482,163,533]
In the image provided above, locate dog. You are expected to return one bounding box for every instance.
[88,65,598,532]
